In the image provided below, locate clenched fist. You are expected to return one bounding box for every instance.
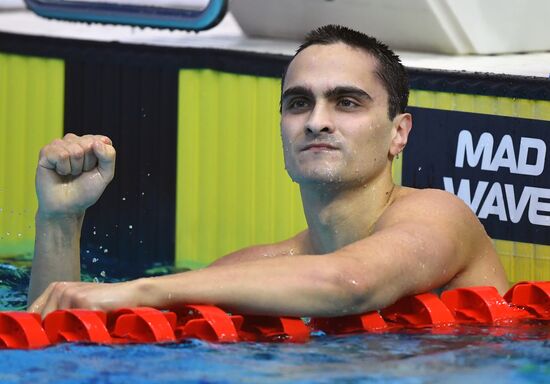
[36,133,116,217]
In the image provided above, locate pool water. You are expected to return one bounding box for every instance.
[0,262,548,384]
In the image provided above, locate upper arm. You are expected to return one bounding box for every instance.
[334,189,487,310]
[208,231,309,268]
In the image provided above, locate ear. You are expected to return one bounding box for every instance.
[389,113,412,157]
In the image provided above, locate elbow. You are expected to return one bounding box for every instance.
[318,256,374,316]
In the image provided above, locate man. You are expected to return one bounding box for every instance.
[28,25,508,317]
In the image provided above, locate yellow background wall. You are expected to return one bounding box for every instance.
[0,53,64,263]
[0,56,548,284]
[176,70,307,268]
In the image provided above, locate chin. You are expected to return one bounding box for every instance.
[287,167,347,185]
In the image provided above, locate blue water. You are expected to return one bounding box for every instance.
[0,263,548,384]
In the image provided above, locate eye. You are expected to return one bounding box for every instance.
[337,98,359,109]
[285,98,311,112]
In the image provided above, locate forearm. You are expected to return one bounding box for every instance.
[27,213,84,305]
[135,255,364,317]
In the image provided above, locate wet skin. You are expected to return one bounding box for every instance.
[27,43,509,318]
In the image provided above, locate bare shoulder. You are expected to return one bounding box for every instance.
[378,187,482,234]
[208,230,311,267]
[376,187,508,293]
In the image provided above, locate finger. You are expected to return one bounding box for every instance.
[66,142,85,176]
[37,145,56,170]
[74,136,99,172]
[40,282,69,318]
[38,141,72,176]
[63,132,80,143]
[82,149,98,172]
[92,141,116,182]
[95,135,112,146]
[27,281,59,314]
[58,284,81,310]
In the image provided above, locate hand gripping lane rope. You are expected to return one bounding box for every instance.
[0,281,548,349]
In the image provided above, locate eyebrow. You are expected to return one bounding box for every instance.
[326,86,372,101]
[281,85,372,103]
[281,86,314,102]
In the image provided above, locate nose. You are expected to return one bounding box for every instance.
[305,102,334,135]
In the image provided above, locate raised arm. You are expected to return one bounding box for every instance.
[27,134,116,305]
[28,189,507,317]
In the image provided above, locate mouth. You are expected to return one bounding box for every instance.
[301,143,339,152]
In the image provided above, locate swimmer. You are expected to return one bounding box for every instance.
[27,25,508,317]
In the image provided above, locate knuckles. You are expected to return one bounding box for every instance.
[40,134,116,160]
[50,282,94,309]
[67,148,84,160]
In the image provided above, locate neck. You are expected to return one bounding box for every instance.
[300,169,396,254]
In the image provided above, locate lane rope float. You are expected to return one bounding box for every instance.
[0,281,548,349]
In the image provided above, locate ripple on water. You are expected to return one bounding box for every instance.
[0,264,548,383]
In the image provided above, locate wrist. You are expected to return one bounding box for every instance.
[35,210,85,243]
[132,276,187,309]
[132,277,156,308]
[36,209,85,222]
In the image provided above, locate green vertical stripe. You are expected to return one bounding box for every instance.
[0,53,64,259]
[176,69,307,268]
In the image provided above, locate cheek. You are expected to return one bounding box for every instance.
[280,116,302,144]
[346,122,392,163]
[280,123,297,160]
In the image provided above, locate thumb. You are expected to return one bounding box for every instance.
[92,141,116,182]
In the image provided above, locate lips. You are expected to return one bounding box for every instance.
[301,143,338,151]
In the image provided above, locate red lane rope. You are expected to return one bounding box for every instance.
[1,281,548,349]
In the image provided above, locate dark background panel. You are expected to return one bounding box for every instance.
[3,31,550,272]
[2,32,550,101]
[64,54,178,278]
[403,107,550,245]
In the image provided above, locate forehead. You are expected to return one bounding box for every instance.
[283,43,384,95]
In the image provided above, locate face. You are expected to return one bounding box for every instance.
[281,43,401,188]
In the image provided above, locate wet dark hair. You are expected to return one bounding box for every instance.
[281,24,409,119]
